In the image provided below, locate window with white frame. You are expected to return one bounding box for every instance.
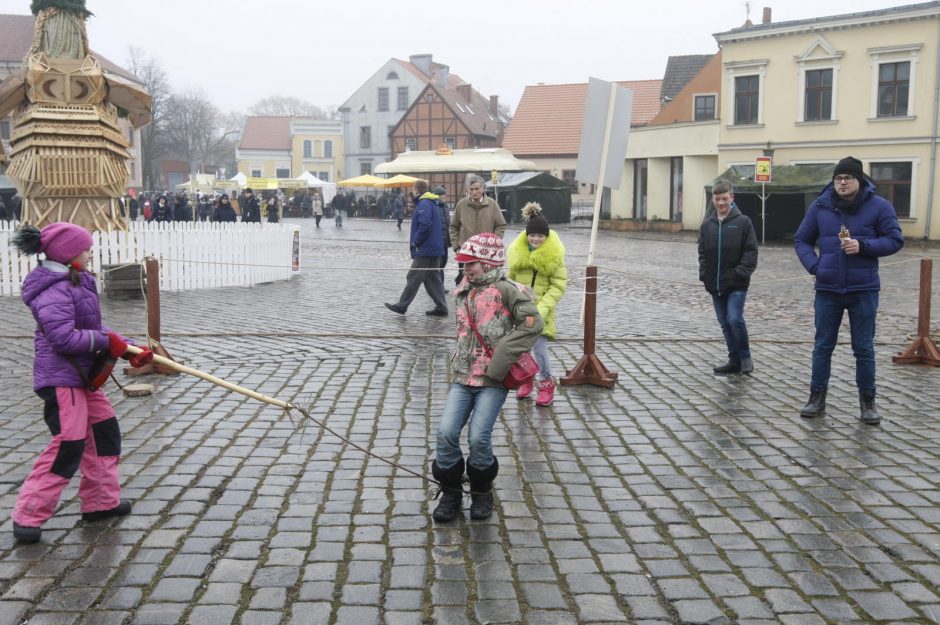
[378,87,389,112]
[360,126,371,149]
[693,94,716,121]
[734,76,760,125]
[869,45,921,119]
[398,86,409,111]
[870,161,913,218]
[877,62,910,117]
[725,59,767,126]
[405,137,417,152]
[250,167,262,177]
[444,136,456,150]
[318,171,329,182]
[804,69,833,121]
[324,140,332,158]
[303,140,312,158]
[275,167,290,178]
[360,161,372,175]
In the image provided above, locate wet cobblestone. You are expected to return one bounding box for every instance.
[0,218,938,624]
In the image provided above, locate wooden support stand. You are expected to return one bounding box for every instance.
[893,258,940,366]
[125,257,178,377]
[560,266,618,388]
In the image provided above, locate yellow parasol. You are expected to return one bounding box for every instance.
[337,174,385,188]
[374,174,427,189]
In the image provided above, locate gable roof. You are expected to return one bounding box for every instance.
[650,52,722,125]
[239,117,292,151]
[0,14,139,83]
[502,80,663,157]
[660,54,714,103]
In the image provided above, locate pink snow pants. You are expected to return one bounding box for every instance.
[13,386,122,527]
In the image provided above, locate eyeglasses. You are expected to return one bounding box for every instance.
[834,175,857,183]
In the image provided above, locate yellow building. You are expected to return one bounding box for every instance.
[237,117,344,183]
[715,3,940,240]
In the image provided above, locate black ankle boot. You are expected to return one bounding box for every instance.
[13,522,41,543]
[467,459,499,521]
[82,500,133,522]
[431,459,465,523]
[800,388,827,418]
[713,361,741,375]
[859,390,880,425]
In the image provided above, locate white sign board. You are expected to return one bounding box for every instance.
[575,77,633,190]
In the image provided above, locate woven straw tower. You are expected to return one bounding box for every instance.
[0,3,151,232]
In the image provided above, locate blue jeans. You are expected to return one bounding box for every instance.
[811,290,879,392]
[711,290,750,362]
[531,336,552,380]
[436,383,508,470]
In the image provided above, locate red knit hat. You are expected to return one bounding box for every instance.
[40,222,93,264]
[454,232,505,270]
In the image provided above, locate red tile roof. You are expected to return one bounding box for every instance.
[239,117,292,151]
[0,14,139,82]
[502,80,663,157]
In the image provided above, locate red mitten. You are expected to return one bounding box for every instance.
[107,332,129,358]
[128,347,154,368]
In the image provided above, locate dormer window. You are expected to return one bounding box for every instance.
[386,71,399,80]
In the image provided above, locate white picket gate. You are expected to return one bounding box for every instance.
[0,221,300,296]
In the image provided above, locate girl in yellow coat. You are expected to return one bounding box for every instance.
[507,203,568,405]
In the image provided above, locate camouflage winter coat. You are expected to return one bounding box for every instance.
[451,269,543,388]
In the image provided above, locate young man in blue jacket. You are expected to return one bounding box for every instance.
[698,178,759,375]
[385,180,449,316]
[794,157,904,425]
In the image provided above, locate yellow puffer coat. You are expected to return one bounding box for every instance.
[507,230,567,340]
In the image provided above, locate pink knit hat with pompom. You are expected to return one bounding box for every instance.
[40,222,93,264]
[454,232,505,270]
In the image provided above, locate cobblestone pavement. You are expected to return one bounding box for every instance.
[1,217,939,625]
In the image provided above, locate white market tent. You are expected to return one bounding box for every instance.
[374,148,537,174]
[230,172,248,186]
[296,171,337,204]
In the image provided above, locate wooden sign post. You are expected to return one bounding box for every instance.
[125,257,178,377]
[893,258,940,366]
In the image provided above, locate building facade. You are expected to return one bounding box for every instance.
[714,2,940,240]
[236,117,343,183]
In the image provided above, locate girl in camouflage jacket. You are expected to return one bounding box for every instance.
[431,232,542,524]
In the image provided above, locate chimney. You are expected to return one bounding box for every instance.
[762,7,771,24]
[456,83,472,102]
[436,64,449,88]
[489,95,499,116]
[409,54,433,76]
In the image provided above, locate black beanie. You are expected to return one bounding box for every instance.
[833,157,865,181]
[523,202,550,236]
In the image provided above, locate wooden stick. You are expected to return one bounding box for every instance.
[125,345,293,410]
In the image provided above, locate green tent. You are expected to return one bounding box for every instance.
[486,172,572,224]
[705,164,833,240]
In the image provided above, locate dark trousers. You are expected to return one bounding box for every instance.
[811,290,878,392]
[397,256,448,312]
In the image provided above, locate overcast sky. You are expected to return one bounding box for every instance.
[0,0,923,114]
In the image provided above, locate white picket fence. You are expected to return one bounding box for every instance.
[0,221,300,296]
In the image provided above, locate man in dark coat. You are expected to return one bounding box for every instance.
[241,188,261,223]
[794,156,904,425]
[384,180,448,316]
[698,178,758,376]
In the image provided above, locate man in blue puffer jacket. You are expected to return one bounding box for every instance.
[384,179,449,316]
[794,156,904,425]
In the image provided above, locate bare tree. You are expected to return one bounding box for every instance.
[126,46,171,189]
[163,89,240,173]
[249,95,327,118]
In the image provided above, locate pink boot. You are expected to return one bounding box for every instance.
[535,377,556,406]
[516,380,534,400]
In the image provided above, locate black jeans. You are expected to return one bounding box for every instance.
[396,256,448,312]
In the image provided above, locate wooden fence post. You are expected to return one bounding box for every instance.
[125,256,178,377]
[893,258,940,366]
